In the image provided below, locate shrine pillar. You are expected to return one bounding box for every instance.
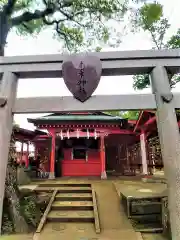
[140,131,148,175]
[126,147,130,173]
[26,142,29,168]
[100,136,107,179]
[20,142,24,164]
[49,131,56,179]
[34,144,38,159]
[151,66,180,239]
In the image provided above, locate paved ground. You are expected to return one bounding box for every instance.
[93,181,134,231]
[142,234,167,240]
[5,177,169,240]
[113,179,167,198]
[1,234,33,240]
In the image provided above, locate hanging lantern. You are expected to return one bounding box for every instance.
[62,54,102,102]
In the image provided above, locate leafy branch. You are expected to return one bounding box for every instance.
[132,2,180,90]
[0,0,129,52]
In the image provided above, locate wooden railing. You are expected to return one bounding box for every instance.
[147,136,163,169]
[125,135,164,175]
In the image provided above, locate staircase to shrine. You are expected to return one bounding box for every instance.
[33,180,141,240]
[35,183,100,236]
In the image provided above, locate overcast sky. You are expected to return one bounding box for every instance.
[4,0,180,134]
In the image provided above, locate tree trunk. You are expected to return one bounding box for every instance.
[2,133,29,233]
[0,46,4,56]
[0,17,30,233]
[0,12,9,59]
[5,161,29,232]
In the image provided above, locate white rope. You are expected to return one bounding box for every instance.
[67,129,70,139]
[76,129,79,138]
[60,130,63,140]
[87,129,90,139]
[94,129,97,139]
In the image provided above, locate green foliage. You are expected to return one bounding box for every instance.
[133,73,180,90]
[2,199,14,234]
[171,75,180,88]
[167,29,180,49]
[104,111,121,116]
[105,110,139,120]
[16,19,45,36]
[21,194,41,228]
[138,2,163,29]
[135,2,170,49]
[133,2,180,90]
[133,74,150,90]
[121,111,139,120]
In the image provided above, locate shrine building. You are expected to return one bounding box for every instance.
[27,111,138,179]
[15,110,172,179]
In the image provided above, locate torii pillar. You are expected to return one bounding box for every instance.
[151,66,180,239]
[0,72,18,235]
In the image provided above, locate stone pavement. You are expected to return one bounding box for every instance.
[142,233,168,240]
[1,234,33,240]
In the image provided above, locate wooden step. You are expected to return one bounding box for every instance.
[35,186,92,193]
[47,210,94,222]
[38,183,91,187]
[51,201,93,210]
[55,193,92,201]
[43,222,96,233]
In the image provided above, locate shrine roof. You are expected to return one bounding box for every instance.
[133,110,180,133]
[14,127,47,141]
[28,112,125,124]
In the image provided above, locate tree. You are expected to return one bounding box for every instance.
[132,2,180,90]
[2,129,29,233]
[0,0,136,55]
[2,126,42,234]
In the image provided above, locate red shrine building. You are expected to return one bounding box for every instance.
[27,112,137,179]
[24,109,176,179]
